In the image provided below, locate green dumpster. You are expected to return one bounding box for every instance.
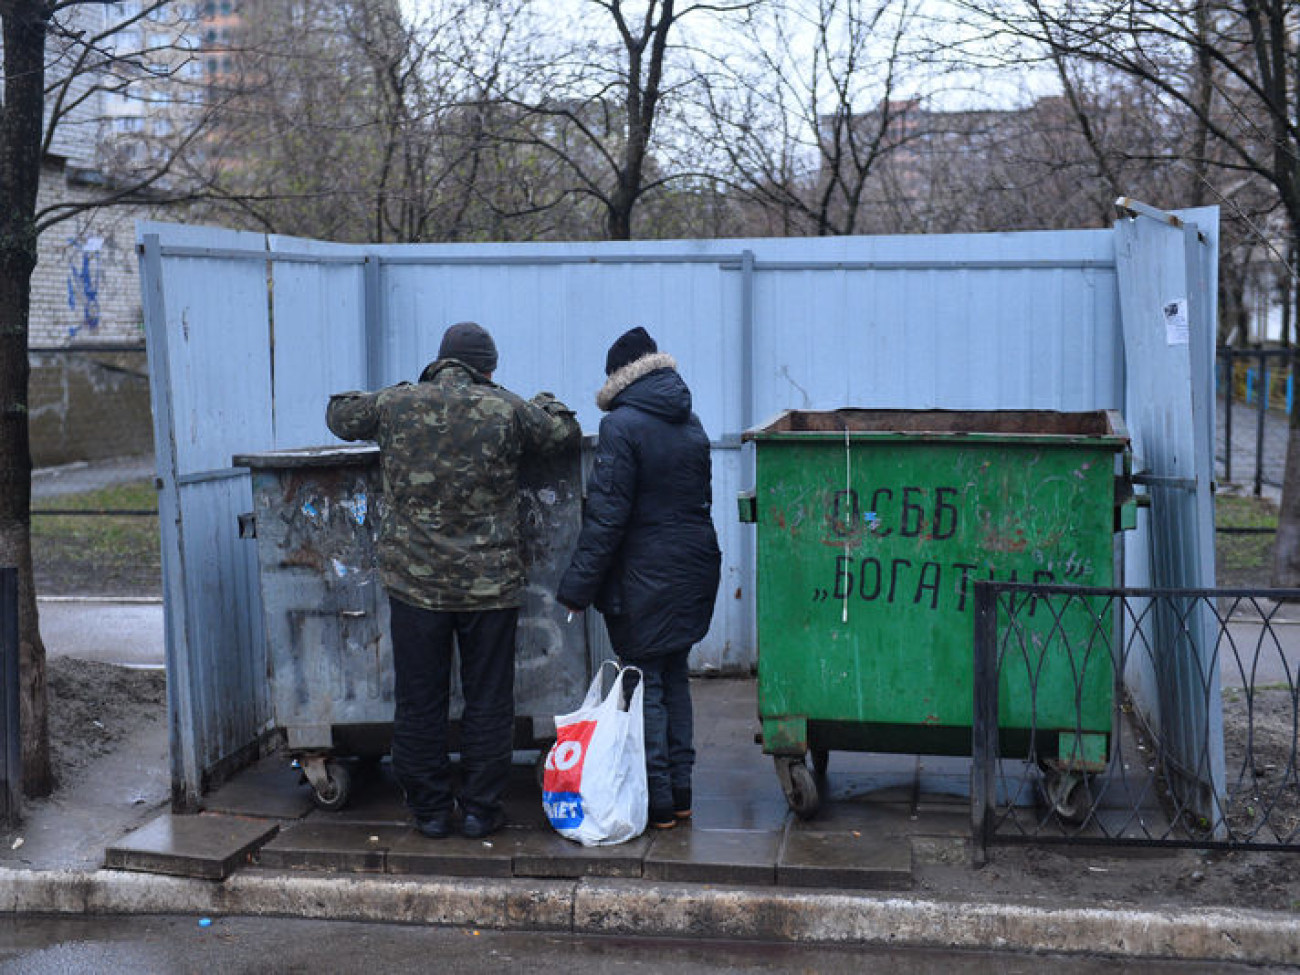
[739,409,1134,818]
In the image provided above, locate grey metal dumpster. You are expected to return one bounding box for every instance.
[233,443,598,810]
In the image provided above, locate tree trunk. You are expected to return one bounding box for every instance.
[0,262,48,796]
[0,0,55,799]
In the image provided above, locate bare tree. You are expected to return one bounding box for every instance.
[1,0,216,799]
[189,0,541,244]
[495,0,755,241]
[944,0,1300,578]
[694,0,929,236]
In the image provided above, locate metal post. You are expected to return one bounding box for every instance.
[1222,350,1233,483]
[364,254,383,390]
[1,568,20,825]
[1255,349,1267,496]
[970,581,999,867]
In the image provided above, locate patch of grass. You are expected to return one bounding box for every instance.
[1215,494,1277,587]
[32,479,160,597]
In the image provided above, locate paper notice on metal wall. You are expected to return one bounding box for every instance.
[1163,299,1189,345]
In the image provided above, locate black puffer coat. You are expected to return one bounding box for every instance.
[557,353,721,660]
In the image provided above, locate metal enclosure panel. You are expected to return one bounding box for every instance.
[373,259,740,442]
[267,253,368,446]
[140,224,277,808]
[1115,205,1223,824]
[749,230,1123,417]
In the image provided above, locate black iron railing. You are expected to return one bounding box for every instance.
[1217,346,1291,496]
[972,581,1300,863]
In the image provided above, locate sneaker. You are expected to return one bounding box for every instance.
[415,814,453,839]
[461,810,505,839]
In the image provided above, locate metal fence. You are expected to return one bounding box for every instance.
[1217,346,1291,496]
[972,581,1300,862]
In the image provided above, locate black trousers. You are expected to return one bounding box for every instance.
[388,597,517,820]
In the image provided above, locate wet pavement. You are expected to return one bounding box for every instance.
[105,679,948,890]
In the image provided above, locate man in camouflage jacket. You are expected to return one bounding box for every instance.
[327,322,579,839]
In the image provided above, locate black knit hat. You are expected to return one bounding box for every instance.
[438,321,498,374]
[604,327,657,376]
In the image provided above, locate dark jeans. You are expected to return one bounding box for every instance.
[636,649,695,814]
[388,597,517,821]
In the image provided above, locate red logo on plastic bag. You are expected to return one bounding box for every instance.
[543,720,597,794]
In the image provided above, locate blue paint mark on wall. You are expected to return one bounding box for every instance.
[64,236,105,338]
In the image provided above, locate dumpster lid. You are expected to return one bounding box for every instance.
[742,409,1129,445]
[232,444,379,469]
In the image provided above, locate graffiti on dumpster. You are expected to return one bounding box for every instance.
[806,480,1097,612]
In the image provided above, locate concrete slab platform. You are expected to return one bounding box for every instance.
[105,814,278,880]
[689,795,789,831]
[257,823,406,873]
[388,829,517,878]
[202,755,314,820]
[643,827,781,885]
[778,827,914,890]
[511,830,651,879]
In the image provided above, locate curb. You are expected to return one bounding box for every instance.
[1,867,1298,964]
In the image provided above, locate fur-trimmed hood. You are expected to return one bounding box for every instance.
[596,352,684,413]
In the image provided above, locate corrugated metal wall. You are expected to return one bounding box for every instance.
[138,213,1215,807]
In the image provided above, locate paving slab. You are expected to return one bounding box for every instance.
[257,822,406,873]
[511,830,651,879]
[643,827,781,885]
[689,794,789,831]
[387,829,516,878]
[104,814,278,881]
[202,756,315,820]
[778,827,914,890]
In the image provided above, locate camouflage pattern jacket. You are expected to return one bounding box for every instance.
[326,359,579,611]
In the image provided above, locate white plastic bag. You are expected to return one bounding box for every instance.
[542,661,648,846]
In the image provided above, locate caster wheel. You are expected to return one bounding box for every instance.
[1044,770,1089,825]
[775,756,821,819]
[310,761,352,812]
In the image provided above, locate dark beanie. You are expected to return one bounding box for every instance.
[438,321,498,374]
[604,327,657,376]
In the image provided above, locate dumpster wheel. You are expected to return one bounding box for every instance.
[1043,769,1090,825]
[774,756,820,819]
[302,756,352,812]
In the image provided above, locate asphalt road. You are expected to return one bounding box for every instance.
[0,916,1281,975]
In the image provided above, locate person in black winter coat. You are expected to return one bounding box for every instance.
[557,327,722,829]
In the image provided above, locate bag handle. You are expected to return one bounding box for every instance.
[602,664,643,714]
[580,658,622,711]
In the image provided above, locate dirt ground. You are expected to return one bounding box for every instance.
[47,657,166,786]
[31,477,1300,916]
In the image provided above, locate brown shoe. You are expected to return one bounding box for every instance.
[650,809,676,829]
